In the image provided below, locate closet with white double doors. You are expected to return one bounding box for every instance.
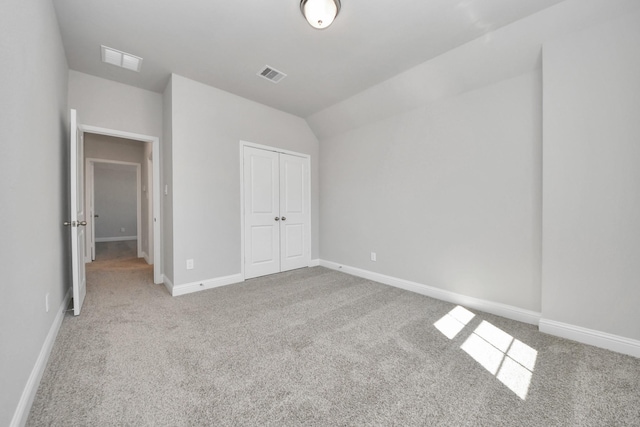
[242,144,311,279]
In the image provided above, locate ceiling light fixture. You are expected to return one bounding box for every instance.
[300,0,341,30]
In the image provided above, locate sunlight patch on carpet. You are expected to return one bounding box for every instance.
[434,307,537,400]
[433,305,475,339]
[461,321,537,400]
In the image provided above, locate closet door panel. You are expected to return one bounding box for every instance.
[280,153,310,272]
[244,147,280,279]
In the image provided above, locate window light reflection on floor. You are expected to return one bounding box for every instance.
[433,307,538,400]
[462,321,537,400]
[433,305,475,339]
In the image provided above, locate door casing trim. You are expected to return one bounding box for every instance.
[80,124,162,284]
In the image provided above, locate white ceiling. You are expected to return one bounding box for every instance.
[52,0,565,117]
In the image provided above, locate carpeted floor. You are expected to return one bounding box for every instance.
[94,240,137,261]
[27,254,640,426]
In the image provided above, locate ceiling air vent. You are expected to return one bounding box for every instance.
[257,65,287,83]
[101,45,143,72]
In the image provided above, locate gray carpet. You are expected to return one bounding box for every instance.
[28,258,640,426]
[94,240,137,261]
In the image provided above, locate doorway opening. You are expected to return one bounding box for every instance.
[86,159,141,262]
[78,124,161,284]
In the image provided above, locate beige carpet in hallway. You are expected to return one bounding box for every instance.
[94,240,138,261]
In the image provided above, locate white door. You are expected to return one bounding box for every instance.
[69,109,87,315]
[279,154,310,272]
[243,146,310,279]
[244,147,280,279]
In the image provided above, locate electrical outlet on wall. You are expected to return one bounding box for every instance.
[45,293,50,312]
[371,252,377,262]
[186,259,194,270]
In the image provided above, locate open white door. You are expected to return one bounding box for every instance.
[68,109,87,315]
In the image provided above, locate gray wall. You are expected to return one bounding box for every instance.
[542,10,640,340]
[69,72,163,266]
[85,133,146,163]
[0,1,69,425]
[94,165,138,240]
[85,134,146,246]
[320,71,542,311]
[142,141,154,262]
[169,74,320,286]
[162,77,174,283]
[312,0,640,342]
[68,70,163,138]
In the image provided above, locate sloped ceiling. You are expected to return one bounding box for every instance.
[53,0,565,117]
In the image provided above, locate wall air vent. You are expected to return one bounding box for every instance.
[101,45,143,72]
[257,65,287,83]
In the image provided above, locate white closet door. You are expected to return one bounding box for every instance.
[279,153,310,272]
[244,147,280,279]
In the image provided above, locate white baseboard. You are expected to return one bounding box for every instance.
[171,273,244,297]
[95,236,137,242]
[163,275,174,295]
[141,252,151,264]
[539,318,640,358]
[320,260,541,325]
[10,287,72,427]
[309,259,320,267]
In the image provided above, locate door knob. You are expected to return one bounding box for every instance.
[78,221,87,226]
[63,221,71,226]
[281,217,286,221]
[275,217,280,221]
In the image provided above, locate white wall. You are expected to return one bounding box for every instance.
[0,1,69,425]
[320,71,542,311]
[94,166,138,240]
[68,70,163,138]
[169,74,320,286]
[542,10,640,340]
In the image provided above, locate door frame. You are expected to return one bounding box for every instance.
[85,159,142,261]
[79,124,162,284]
[147,153,154,265]
[239,140,311,280]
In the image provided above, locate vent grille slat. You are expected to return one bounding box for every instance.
[257,65,287,83]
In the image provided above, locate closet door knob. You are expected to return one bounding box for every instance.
[281,217,286,221]
[275,217,280,221]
